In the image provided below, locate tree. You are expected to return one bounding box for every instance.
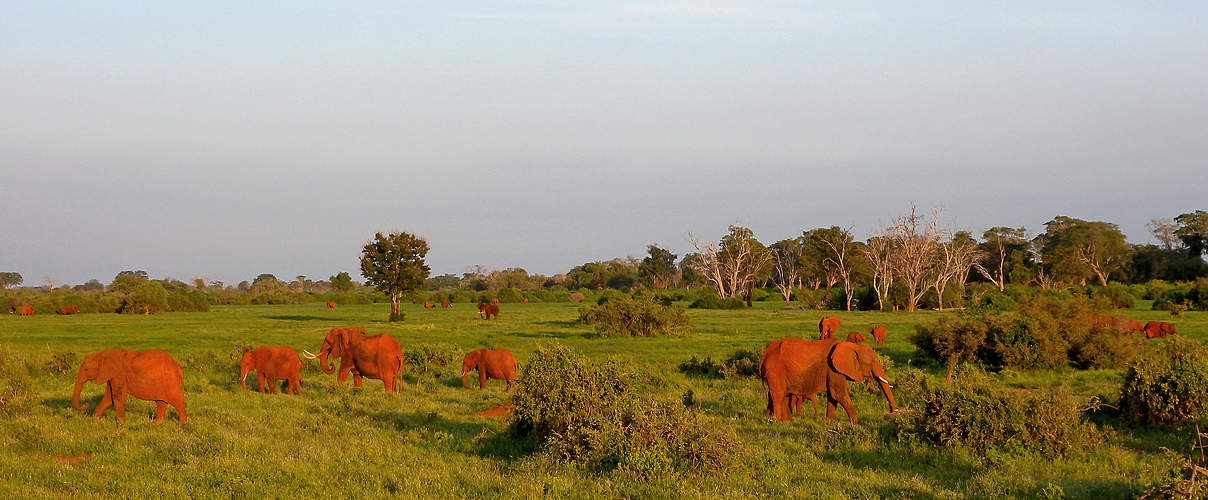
[932,232,983,310]
[887,206,942,312]
[769,238,804,302]
[863,236,894,311]
[191,277,208,290]
[638,245,679,289]
[79,279,104,292]
[360,231,430,321]
[974,227,1031,291]
[678,253,707,289]
[1036,216,1131,286]
[1147,218,1181,250]
[805,226,865,311]
[329,272,353,292]
[0,272,22,289]
[1175,210,1208,257]
[687,225,772,305]
[110,270,150,295]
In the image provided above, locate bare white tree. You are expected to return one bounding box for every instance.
[1147,217,1180,250]
[887,206,942,312]
[687,225,772,302]
[769,240,803,303]
[863,235,895,311]
[812,227,861,311]
[932,234,984,310]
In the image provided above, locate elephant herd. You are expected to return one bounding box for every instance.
[72,326,518,423]
[1087,313,1177,339]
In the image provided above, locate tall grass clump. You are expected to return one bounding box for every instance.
[0,347,38,416]
[578,297,690,337]
[1120,337,1208,427]
[509,344,739,477]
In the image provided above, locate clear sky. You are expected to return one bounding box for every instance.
[2,2,1205,286]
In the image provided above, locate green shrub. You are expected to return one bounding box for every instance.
[677,356,721,377]
[44,349,77,377]
[0,347,39,416]
[910,316,989,379]
[903,367,1102,457]
[121,281,170,314]
[1119,337,1208,427]
[678,348,760,379]
[688,296,746,310]
[404,343,461,381]
[510,344,739,476]
[568,292,585,304]
[578,298,690,337]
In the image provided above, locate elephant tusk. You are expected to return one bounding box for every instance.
[302,350,318,359]
[876,376,893,388]
[242,372,248,382]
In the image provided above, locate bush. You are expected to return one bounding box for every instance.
[678,348,761,379]
[0,347,38,417]
[688,296,746,310]
[45,349,77,377]
[510,344,739,476]
[404,343,461,383]
[903,367,1102,457]
[568,292,585,304]
[578,298,690,337]
[1119,337,1208,427]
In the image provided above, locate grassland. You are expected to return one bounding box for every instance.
[0,302,1204,498]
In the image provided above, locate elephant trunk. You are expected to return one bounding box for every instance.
[873,367,897,413]
[460,367,471,389]
[72,369,89,411]
[319,348,335,374]
[240,366,250,390]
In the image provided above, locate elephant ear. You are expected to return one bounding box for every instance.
[829,342,866,382]
[97,350,130,388]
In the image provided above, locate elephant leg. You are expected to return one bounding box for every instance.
[113,389,127,421]
[257,373,266,393]
[479,369,487,390]
[505,379,513,392]
[93,386,114,419]
[155,402,167,422]
[336,365,355,387]
[832,389,858,425]
[290,377,301,395]
[353,373,363,388]
[173,398,188,423]
[825,396,837,421]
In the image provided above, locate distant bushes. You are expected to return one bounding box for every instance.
[510,344,740,477]
[901,367,1102,457]
[678,348,761,378]
[1119,337,1208,427]
[1152,278,1208,312]
[578,298,691,337]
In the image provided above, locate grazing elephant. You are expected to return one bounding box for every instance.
[760,338,896,424]
[490,297,500,305]
[523,298,529,304]
[304,327,403,393]
[846,332,867,344]
[423,302,434,309]
[72,348,187,422]
[57,305,79,315]
[478,303,499,320]
[818,316,841,339]
[241,346,302,395]
[19,305,33,316]
[869,325,887,346]
[440,299,451,308]
[325,301,337,309]
[461,349,518,391]
[1143,321,1177,339]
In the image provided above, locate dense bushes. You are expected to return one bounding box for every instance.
[911,295,1147,374]
[901,367,1102,457]
[578,298,690,337]
[0,347,38,417]
[1153,278,1208,312]
[1119,337,1208,427]
[403,343,461,384]
[678,348,761,378]
[510,344,740,476]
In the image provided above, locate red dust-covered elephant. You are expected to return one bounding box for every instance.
[57,305,79,315]
[869,325,887,346]
[325,301,337,309]
[304,327,403,393]
[760,338,896,424]
[72,348,187,422]
[478,303,499,320]
[1143,321,1177,339]
[461,349,518,391]
[241,346,303,395]
[18,305,33,316]
[818,316,841,339]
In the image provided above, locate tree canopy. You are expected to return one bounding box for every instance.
[638,245,678,289]
[0,272,22,289]
[360,231,431,321]
[1036,216,1131,286]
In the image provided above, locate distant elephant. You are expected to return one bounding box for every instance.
[1125,319,1144,333]
[440,299,451,308]
[304,327,403,393]
[423,302,434,309]
[760,338,896,424]
[869,325,887,346]
[490,297,500,305]
[1143,321,1177,339]
[846,332,867,344]
[72,348,187,422]
[241,346,302,395]
[19,305,33,316]
[325,301,337,309]
[818,316,840,339]
[57,305,79,315]
[478,303,499,320]
[523,298,529,304]
[461,349,518,391]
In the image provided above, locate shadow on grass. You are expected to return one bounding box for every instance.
[534,319,581,328]
[819,446,976,491]
[263,315,330,321]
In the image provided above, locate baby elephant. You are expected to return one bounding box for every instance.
[241,346,303,395]
[461,349,518,391]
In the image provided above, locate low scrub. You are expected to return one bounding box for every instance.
[901,367,1102,457]
[578,298,690,337]
[0,347,38,417]
[1119,337,1208,427]
[510,344,740,477]
[678,348,760,378]
[404,343,461,381]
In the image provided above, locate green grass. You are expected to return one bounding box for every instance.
[0,302,1204,498]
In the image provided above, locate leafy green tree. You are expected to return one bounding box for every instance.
[110,270,149,295]
[360,231,430,321]
[1036,216,1131,286]
[803,227,867,311]
[679,253,707,288]
[329,272,353,292]
[975,227,1033,289]
[638,245,678,289]
[78,279,104,292]
[424,273,460,290]
[1175,210,1208,257]
[124,281,169,314]
[0,272,23,289]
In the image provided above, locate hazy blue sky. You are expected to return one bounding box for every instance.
[2,2,1205,286]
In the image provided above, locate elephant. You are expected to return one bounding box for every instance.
[325,301,337,309]
[304,327,403,393]
[1143,321,1177,339]
[72,348,187,422]
[424,301,434,309]
[818,316,840,339]
[869,325,887,346]
[461,349,518,391]
[440,298,451,308]
[478,303,499,320]
[846,332,867,344]
[19,305,33,316]
[57,305,79,315]
[490,297,500,305]
[760,338,896,424]
[241,346,302,395]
